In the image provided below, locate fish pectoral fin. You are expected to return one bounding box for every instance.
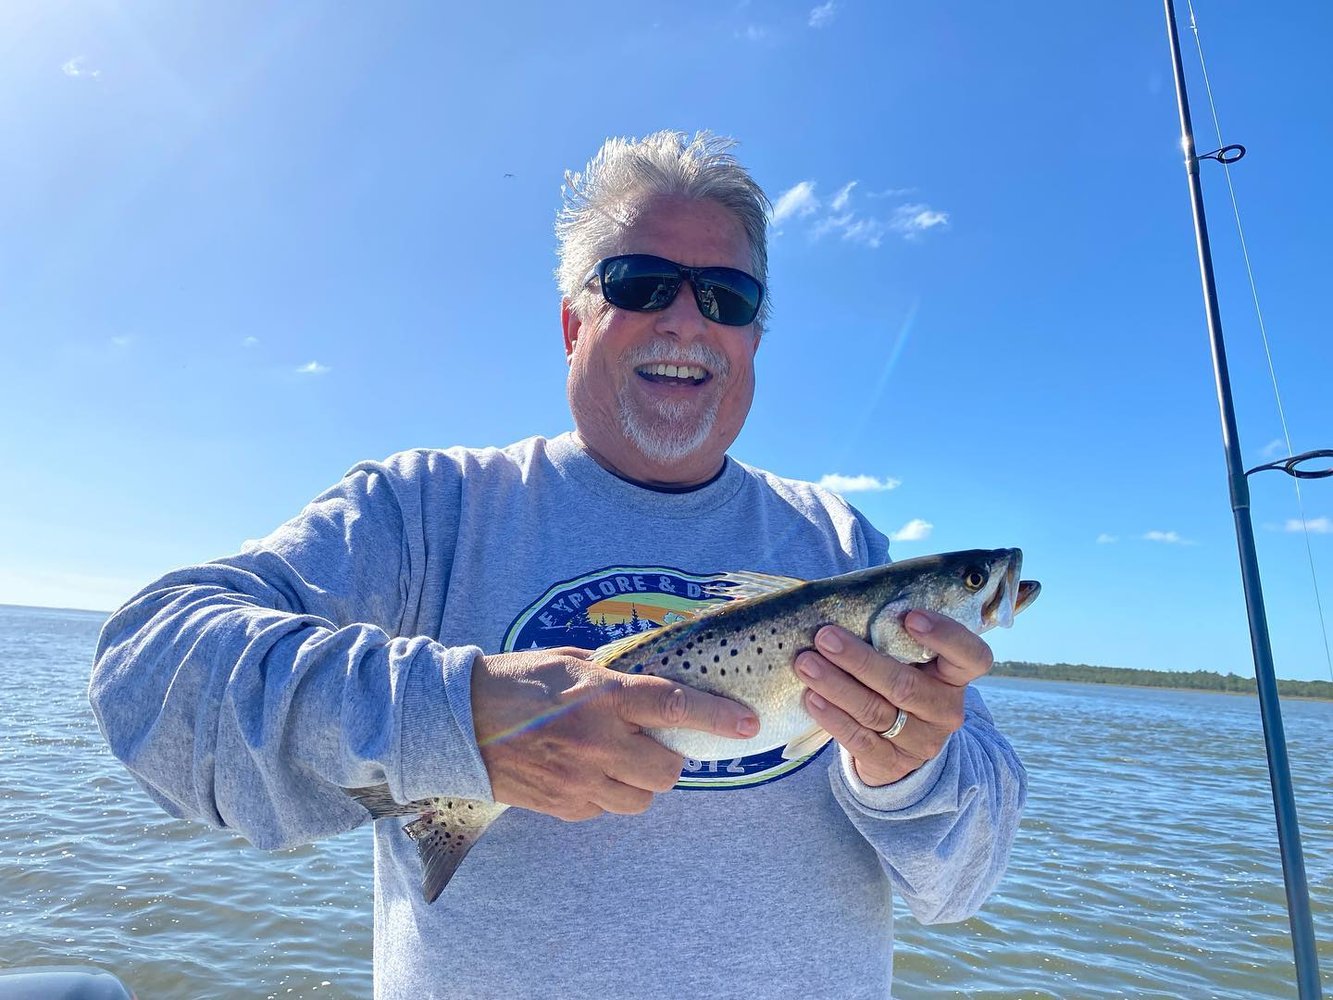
[702,570,807,603]
[782,724,832,760]
[405,800,509,904]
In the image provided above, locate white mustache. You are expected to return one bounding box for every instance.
[624,340,730,378]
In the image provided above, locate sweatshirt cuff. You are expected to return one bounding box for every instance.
[395,642,494,803]
[833,736,954,816]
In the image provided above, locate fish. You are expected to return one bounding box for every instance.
[346,547,1040,903]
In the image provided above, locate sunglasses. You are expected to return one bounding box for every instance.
[587,253,764,327]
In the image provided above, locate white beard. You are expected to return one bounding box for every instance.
[616,390,721,463]
[616,340,730,464]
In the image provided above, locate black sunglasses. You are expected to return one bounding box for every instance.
[586,253,764,327]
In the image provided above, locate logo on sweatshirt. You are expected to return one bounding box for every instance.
[503,566,828,790]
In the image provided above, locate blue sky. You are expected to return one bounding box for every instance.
[3,1,1330,681]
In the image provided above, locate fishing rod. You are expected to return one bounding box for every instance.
[1162,1,1329,996]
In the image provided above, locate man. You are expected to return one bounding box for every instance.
[91,131,1026,999]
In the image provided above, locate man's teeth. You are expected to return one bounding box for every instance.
[640,363,707,380]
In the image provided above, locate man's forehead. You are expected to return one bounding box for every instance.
[610,195,751,262]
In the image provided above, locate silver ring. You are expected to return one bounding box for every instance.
[879,707,908,740]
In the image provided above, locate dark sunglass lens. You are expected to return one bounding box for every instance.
[602,256,681,312]
[696,271,762,325]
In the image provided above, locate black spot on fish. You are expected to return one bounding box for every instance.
[713,655,720,663]
[700,665,708,674]
[730,649,738,657]
[719,668,726,676]
[720,639,728,647]
[756,647,763,655]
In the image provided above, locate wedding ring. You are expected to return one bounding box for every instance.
[879,707,908,740]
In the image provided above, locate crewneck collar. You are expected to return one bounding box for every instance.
[545,432,746,515]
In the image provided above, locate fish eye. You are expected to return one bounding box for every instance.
[963,567,988,591]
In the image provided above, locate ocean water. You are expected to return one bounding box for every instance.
[1,604,1329,998]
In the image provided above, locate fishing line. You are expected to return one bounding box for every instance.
[1186,0,1333,683]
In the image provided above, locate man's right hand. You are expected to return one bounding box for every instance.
[470,647,760,822]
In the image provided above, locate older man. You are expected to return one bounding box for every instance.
[91,131,1025,999]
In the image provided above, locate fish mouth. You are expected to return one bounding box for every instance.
[981,553,1023,629]
[1015,579,1041,615]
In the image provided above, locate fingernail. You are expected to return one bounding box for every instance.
[796,655,821,679]
[807,691,827,711]
[815,627,843,655]
[737,715,760,738]
[906,611,933,634]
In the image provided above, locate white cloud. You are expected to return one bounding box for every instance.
[817,473,901,494]
[110,336,133,348]
[1097,533,1118,544]
[1259,439,1287,460]
[890,203,950,238]
[1284,517,1331,534]
[739,24,768,42]
[296,361,330,375]
[890,519,934,543]
[808,1,837,28]
[62,56,101,79]
[830,180,857,212]
[1143,530,1194,545]
[242,336,260,348]
[772,181,819,223]
[776,180,947,247]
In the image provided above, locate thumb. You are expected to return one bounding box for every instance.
[612,674,759,738]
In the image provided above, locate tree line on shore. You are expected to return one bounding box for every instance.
[990,660,1333,701]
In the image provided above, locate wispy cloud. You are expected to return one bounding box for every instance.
[62,56,101,79]
[808,1,837,28]
[1097,533,1118,544]
[771,180,948,247]
[110,335,133,349]
[829,181,856,212]
[296,361,330,375]
[890,519,933,543]
[890,203,950,239]
[817,473,901,494]
[737,24,768,42]
[772,181,819,223]
[1281,517,1332,534]
[1259,439,1287,460]
[1143,530,1194,545]
[242,336,259,348]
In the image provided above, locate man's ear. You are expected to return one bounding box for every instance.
[561,298,581,360]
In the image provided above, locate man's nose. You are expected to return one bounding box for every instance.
[652,281,709,339]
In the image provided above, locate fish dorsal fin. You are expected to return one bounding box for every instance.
[702,570,807,604]
[589,630,660,667]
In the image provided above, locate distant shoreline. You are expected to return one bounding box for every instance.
[991,660,1333,702]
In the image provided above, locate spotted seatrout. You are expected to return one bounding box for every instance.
[347,548,1040,902]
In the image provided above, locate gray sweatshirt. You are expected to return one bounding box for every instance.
[90,433,1026,999]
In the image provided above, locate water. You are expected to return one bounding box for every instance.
[1,605,1329,998]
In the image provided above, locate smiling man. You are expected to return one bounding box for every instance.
[91,131,1026,999]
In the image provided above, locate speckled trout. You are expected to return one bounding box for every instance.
[347,548,1040,902]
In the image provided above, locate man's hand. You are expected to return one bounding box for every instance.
[471,647,760,821]
[794,610,994,787]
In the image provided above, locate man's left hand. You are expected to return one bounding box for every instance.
[794,609,995,787]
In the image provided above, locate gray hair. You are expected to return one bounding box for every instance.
[555,130,772,332]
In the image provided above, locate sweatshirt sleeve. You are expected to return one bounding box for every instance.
[828,685,1027,924]
[88,454,493,851]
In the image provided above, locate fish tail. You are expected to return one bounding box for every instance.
[346,784,424,819]
[404,800,508,903]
